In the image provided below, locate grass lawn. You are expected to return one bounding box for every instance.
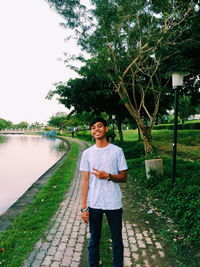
[0,140,79,267]
[122,129,200,161]
[151,130,200,161]
[71,129,200,161]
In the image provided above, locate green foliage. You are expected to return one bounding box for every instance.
[119,129,139,141]
[30,122,44,129]
[154,120,200,130]
[126,154,200,252]
[48,112,96,130]
[149,160,200,249]
[114,140,145,159]
[75,130,94,142]
[47,112,68,129]
[151,129,200,145]
[181,121,200,130]
[15,121,29,129]
[116,130,200,261]
[128,159,200,266]
[0,141,79,267]
[45,0,86,29]
[47,0,200,155]
[178,95,197,124]
[47,58,131,133]
[68,112,94,128]
[0,118,14,130]
[0,118,7,130]
[167,114,182,124]
[46,0,200,155]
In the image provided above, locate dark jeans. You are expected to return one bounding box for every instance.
[88,207,124,267]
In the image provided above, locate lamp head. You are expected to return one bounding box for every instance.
[112,115,116,120]
[171,71,189,89]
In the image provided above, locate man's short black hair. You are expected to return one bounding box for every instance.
[89,117,108,129]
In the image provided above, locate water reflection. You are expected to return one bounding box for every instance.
[49,137,67,153]
[0,135,67,215]
[0,135,8,144]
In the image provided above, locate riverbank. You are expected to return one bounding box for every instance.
[0,138,71,232]
[0,134,69,216]
[0,138,79,266]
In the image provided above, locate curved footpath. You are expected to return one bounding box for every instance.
[23,139,171,267]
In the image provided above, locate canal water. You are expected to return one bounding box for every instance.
[0,134,68,215]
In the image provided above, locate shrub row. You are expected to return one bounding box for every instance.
[114,140,145,159]
[154,121,200,130]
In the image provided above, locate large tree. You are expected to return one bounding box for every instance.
[46,0,200,154]
[178,95,200,124]
[15,121,29,129]
[48,112,68,130]
[47,58,132,141]
[0,118,13,130]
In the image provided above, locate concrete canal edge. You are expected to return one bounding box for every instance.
[0,137,71,232]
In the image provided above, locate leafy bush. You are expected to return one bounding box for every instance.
[127,156,200,250]
[114,140,145,159]
[181,121,200,130]
[154,121,200,130]
[153,123,174,130]
[167,114,182,124]
[75,130,93,142]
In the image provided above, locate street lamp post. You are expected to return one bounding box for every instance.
[171,72,188,184]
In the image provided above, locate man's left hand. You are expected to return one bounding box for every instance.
[89,168,109,180]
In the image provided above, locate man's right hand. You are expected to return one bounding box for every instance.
[82,210,89,224]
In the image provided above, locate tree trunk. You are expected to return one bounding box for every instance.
[116,121,123,142]
[140,126,153,155]
[137,127,141,141]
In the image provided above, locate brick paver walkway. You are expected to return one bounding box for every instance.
[23,139,171,267]
[23,140,89,267]
[122,221,168,267]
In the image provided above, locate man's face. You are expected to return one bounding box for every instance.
[91,121,108,140]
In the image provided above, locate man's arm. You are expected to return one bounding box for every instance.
[109,170,127,183]
[81,171,89,223]
[90,169,127,183]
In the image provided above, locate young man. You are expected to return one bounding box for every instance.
[79,117,128,267]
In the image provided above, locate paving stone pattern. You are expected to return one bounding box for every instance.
[23,140,170,267]
[122,221,168,267]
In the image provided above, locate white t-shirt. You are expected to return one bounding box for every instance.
[79,143,128,210]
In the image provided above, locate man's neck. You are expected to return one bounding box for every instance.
[95,138,109,148]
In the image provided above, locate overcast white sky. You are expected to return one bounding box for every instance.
[0,0,84,124]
